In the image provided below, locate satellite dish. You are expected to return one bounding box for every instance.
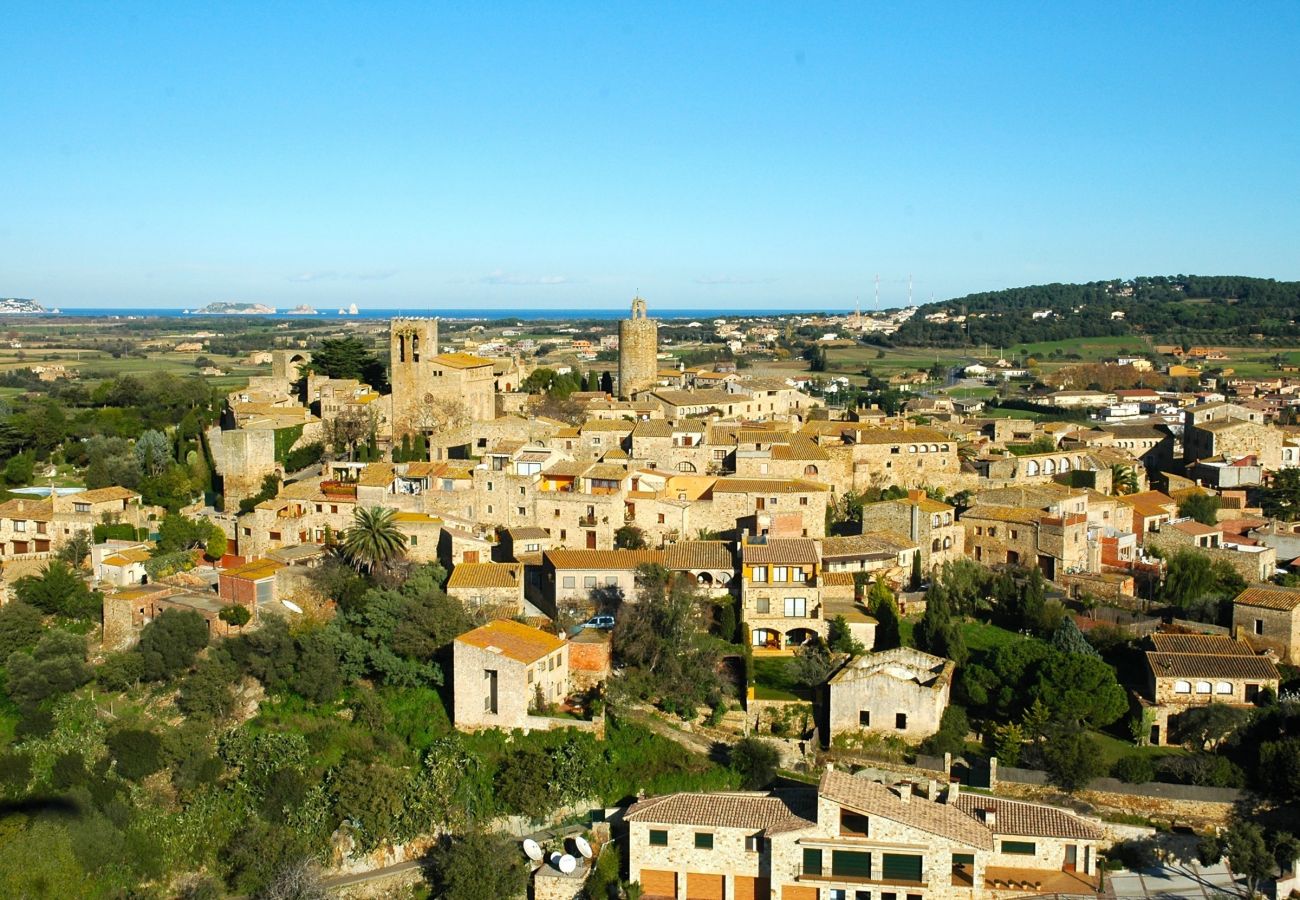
[522,839,543,861]
[573,836,593,859]
[549,852,562,866]
[559,854,577,874]
[281,599,304,614]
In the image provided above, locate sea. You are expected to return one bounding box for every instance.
[40,306,856,322]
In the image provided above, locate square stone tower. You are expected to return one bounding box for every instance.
[389,317,439,437]
[617,297,657,399]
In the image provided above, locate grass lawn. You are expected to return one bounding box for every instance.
[752,657,813,701]
[960,620,1027,654]
[1090,729,1186,771]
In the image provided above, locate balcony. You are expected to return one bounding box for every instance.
[579,516,597,527]
[320,481,357,499]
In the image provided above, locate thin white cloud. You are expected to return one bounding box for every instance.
[287,270,397,283]
[479,270,575,286]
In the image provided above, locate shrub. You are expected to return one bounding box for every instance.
[107,728,165,780]
[730,736,779,789]
[1112,754,1155,784]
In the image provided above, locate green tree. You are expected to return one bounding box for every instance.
[341,506,408,574]
[1160,550,1246,619]
[219,604,251,627]
[0,601,44,660]
[868,579,901,650]
[1041,723,1104,792]
[992,722,1024,766]
[731,736,780,789]
[134,428,173,476]
[137,608,209,681]
[920,705,970,757]
[915,582,967,665]
[424,832,529,900]
[1050,617,1099,657]
[828,615,865,655]
[205,530,228,562]
[1197,821,1275,898]
[1259,737,1300,803]
[612,564,720,708]
[95,650,145,692]
[790,637,833,687]
[14,561,102,621]
[1176,703,1248,751]
[55,529,92,570]
[307,336,387,389]
[1178,492,1221,526]
[2,450,35,486]
[1260,469,1300,521]
[1110,463,1139,496]
[4,629,91,711]
[614,524,648,550]
[106,727,165,780]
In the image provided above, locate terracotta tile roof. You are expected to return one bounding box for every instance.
[402,462,441,477]
[71,486,141,503]
[357,463,396,487]
[456,619,565,664]
[820,571,857,587]
[953,795,1103,841]
[543,461,591,478]
[447,562,522,590]
[771,436,830,461]
[545,549,665,570]
[1170,520,1219,537]
[823,532,915,558]
[961,505,1042,525]
[1149,633,1256,656]
[818,770,992,850]
[1233,585,1300,611]
[581,420,636,433]
[848,426,951,445]
[712,477,827,494]
[1145,651,1280,680]
[433,351,493,369]
[653,389,733,406]
[585,463,629,481]
[624,790,816,835]
[1125,490,1177,518]
[742,538,819,566]
[0,499,54,521]
[506,526,550,540]
[663,541,735,571]
[632,419,673,438]
[222,559,284,580]
[102,547,152,566]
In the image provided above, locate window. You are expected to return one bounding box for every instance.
[895,713,907,730]
[694,832,713,849]
[859,710,871,727]
[74,502,91,514]
[1001,841,1036,856]
[784,597,807,617]
[487,482,494,492]
[1195,681,1211,694]
[833,850,873,878]
[841,810,870,836]
[605,575,618,586]
[745,835,762,852]
[1174,680,1191,694]
[773,566,788,583]
[13,521,24,533]
[793,567,807,582]
[756,598,770,614]
[584,576,597,588]
[1215,681,1233,695]
[649,829,668,847]
[562,576,575,589]
[410,535,418,546]
[803,848,824,876]
[880,854,922,882]
[658,513,666,524]
[752,566,768,582]
[1255,619,1264,635]
[988,526,997,537]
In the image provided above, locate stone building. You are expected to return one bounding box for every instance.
[1232,584,1300,665]
[960,506,1088,579]
[1144,520,1276,583]
[451,619,569,732]
[1184,417,1283,470]
[445,561,525,618]
[389,317,439,437]
[625,768,1104,900]
[802,423,962,492]
[859,492,964,573]
[618,296,658,399]
[1142,632,1280,745]
[826,647,955,744]
[0,487,148,563]
[742,537,825,652]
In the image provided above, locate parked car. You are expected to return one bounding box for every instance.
[581,615,615,630]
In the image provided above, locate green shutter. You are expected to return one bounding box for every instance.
[881,853,923,882]
[832,850,873,878]
[1001,841,1036,856]
[649,829,667,846]
[952,853,975,866]
[695,832,714,849]
[803,847,824,876]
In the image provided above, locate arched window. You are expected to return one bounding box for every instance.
[1195,681,1212,694]
[1174,680,1191,693]
[918,444,928,453]
[1042,459,1056,475]
[804,464,819,477]
[1026,460,1040,476]
[908,445,916,453]
[411,333,420,362]
[1215,681,1233,694]
[932,538,941,552]
[676,461,697,473]
[1059,457,1071,472]
[943,536,952,549]
[717,572,731,584]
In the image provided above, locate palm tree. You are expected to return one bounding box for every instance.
[341,506,407,574]
[1110,463,1139,496]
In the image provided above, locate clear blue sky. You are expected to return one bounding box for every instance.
[3,2,1299,311]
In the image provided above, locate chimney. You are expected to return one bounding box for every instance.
[927,780,938,801]
[946,779,960,804]
[896,781,911,803]
[981,808,997,827]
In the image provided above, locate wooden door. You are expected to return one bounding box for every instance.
[639,869,676,898]
[734,876,770,900]
[687,872,724,899]
[1064,844,1078,872]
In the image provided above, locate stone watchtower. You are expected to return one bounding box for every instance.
[389,317,439,436]
[617,296,657,399]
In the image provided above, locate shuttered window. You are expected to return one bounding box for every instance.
[952,853,975,866]
[1002,841,1036,856]
[649,829,668,846]
[803,848,824,876]
[881,853,923,882]
[832,850,872,879]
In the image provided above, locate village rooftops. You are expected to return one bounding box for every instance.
[447,562,522,590]
[69,486,141,504]
[818,770,993,850]
[742,538,819,566]
[505,525,550,540]
[1122,490,1177,518]
[545,549,666,570]
[455,619,564,665]
[822,532,915,559]
[624,790,816,835]
[432,351,494,369]
[951,795,1103,841]
[711,477,828,494]
[1145,652,1279,681]
[662,540,735,570]
[1233,584,1300,611]
[1149,633,1257,656]
[0,498,55,521]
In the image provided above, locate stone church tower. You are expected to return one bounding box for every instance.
[389,317,439,437]
[617,297,657,399]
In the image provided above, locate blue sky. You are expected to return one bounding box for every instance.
[3,2,1299,310]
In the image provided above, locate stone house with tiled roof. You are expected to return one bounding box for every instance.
[1141,632,1280,745]
[821,532,920,585]
[803,424,961,492]
[959,504,1088,579]
[742,537,825,652]
[1232,584,1300,664]
[626,769,1103,900]
[540,548,666,614]
[452,619,569,732]
[446,562,524,618]
[860,492,964,573]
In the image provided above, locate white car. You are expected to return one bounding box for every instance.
[582,615,615,630]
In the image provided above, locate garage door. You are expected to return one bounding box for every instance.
[735,876,771,900]
[783,886,819,900]
[687,872,724,900]
[640,869,677,898]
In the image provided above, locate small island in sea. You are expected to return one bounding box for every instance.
[0,298,52,315]
[286,304,319,315]
[192,301,277,315]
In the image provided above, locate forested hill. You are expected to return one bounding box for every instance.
[891,275,1300,347]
